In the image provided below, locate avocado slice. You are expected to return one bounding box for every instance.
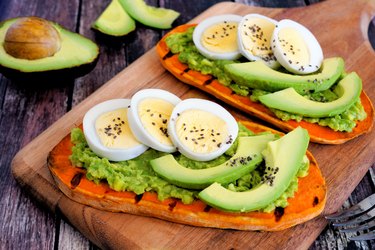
[198,127,309,212]
[259,72,362,118]
[224,57,344,94]
[92,0,136,36]
[119,0,180,29]
[0,17,99,79]
[150,134,275,190]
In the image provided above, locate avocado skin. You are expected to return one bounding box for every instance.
[0,17,99,82]
[0,55,99,82]
[224,57,344,94]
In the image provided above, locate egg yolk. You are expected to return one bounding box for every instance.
[138,98,174,146]
[175,109,229,154]
[95,108,140,149]
[201,21,238,53]
[277,27,309,65]
[240,17,275,60]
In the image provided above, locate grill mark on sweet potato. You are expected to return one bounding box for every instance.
[135,194,143,204]
[274,207,284,222]
[204,205,211,212]
[181,68,190,75]
[162,51,174,60]
[168,201,177,211]
[313,197,319,207]
[203,79,213,85]
[70,172,83,189]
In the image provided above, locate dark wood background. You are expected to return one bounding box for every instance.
[1,0,374,249]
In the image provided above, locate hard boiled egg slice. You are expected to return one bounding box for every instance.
[127,89,181,153]
[168,99,238,161]
[237,14,280,69]
[83,99,148,162]
[271,19,323,74]
[193,14,242,60]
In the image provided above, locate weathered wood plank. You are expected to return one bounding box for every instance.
[310,165,375,250]
[0,0,79,249]
[236,0,308,7]
[1,0,375,249]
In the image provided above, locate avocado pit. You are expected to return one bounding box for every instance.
[3,17,61,60]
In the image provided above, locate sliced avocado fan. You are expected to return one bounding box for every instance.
[198,127,309,212]
[258,72,362,118]
[151,134,275,190]
[224,57,344,94]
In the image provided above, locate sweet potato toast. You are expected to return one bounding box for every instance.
[156,24,374,144]
[47,121,326,231]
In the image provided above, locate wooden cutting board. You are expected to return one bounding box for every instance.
[11,0,375,249]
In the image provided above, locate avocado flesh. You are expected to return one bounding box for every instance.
[0,18,99,73]
[259,72,362,118]
[119,0,180,29]
[150,134,275,190]
[224,57,344,94]
[198,127,309,212]
[92,0,136,36]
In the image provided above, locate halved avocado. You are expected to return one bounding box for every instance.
[258,72,362,118]
[198,127,309,212]
[224,57,344,94]
[92,0,136,36]
[150,134,275,190]
[119,0,180,29]
[0,17,99,80]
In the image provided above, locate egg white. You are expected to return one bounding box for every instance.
[168,99,238,161]
[193,14,243,60]
[83,99,148,162]
[237,13,280,69]
[271,19,323,74]
[127,89,181,153]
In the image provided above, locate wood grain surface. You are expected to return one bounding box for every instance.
[1,0,375,249]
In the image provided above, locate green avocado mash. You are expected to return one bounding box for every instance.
[69,123,308,212]
[165,27,367,132]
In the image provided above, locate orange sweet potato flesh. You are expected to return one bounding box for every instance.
[156,24,374,144]
[47,121,326,231]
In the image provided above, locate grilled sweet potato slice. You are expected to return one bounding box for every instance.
[156,24,374,144]
[47,121,326,231]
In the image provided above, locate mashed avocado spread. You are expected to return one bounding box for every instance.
[69,123,308,212]
[165,27,367,132]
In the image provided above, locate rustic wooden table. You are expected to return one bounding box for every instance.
[1,0,374,249]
